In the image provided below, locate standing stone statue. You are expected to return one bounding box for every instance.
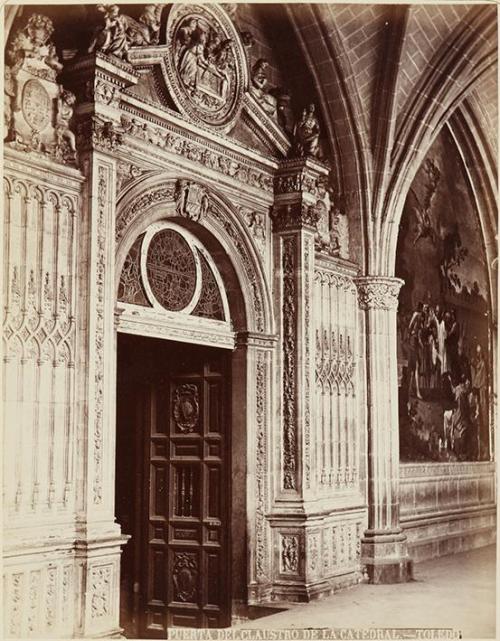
[249,58,278,120]
[292,103,321,158]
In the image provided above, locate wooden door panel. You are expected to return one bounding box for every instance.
[151,348,229,631]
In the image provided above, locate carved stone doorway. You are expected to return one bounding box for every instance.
[116,333,232,636]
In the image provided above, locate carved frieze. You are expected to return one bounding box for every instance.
[119,112,273,193]
[163,4,247,129]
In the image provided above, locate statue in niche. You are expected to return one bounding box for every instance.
[250,59,278,120]
[292,103,320,158]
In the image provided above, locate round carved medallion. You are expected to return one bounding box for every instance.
[163,4,247,129]
[146,229,197,311]
[22,79,51,132]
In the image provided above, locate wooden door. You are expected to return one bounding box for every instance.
[116,336,231,637]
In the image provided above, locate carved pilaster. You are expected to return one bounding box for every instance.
[356,276,412,583]
[236,332,277,602]
[74,152,125,636]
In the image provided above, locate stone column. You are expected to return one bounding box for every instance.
[270,157,331,600]
[356,276,412,583]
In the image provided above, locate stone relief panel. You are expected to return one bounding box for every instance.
[5,15,77,165]
[396,129,492,463]
[163,3,248,129]
[3,556,75,638]
[3,172,79,518]
[314,269,359,491]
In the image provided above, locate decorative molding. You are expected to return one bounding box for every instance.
[282,237,297,490]
[116,184,176,240]
[255,352,269,580]
[119,113,274,193]
[356,277,404,311]
[93,166,108,505]
[303,236,312,489]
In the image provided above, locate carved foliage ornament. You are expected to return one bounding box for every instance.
[356,277,403,311]
[173,384,200,433]
[163,4,247,128]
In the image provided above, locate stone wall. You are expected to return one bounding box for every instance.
[400,462,496,562]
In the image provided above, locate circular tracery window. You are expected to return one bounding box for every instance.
[146,229,197,312]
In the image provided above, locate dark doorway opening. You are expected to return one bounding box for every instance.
[116,333,232,637]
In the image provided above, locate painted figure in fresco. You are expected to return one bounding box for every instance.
[249,59,278,119]
[471,343,488,456]
[444,310,460,383]
[407,302,424,400]
[443,375,473,460]
[292,103,321,158]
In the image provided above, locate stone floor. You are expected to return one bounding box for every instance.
[236,546,496,639]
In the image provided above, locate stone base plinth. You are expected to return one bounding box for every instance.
[361,530,413,584]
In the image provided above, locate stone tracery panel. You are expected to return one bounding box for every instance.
[313,268,359,491]
[3,172,79,517]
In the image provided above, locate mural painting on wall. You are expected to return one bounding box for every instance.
[396,129,490,463]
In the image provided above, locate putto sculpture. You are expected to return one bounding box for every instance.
[88,4,163,61]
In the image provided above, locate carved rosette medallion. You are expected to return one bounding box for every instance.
[163,4,248,129]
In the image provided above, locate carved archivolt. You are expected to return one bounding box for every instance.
[116,177,272,334]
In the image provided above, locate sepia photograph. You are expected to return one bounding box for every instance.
[2,1,497,639]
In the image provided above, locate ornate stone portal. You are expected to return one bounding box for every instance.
[1,5,419,639]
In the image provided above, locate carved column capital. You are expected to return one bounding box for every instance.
[272,157,330,234]
[355,276,404,311]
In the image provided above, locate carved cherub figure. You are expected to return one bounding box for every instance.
[55,88,77,157]
[292,103,320,158]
